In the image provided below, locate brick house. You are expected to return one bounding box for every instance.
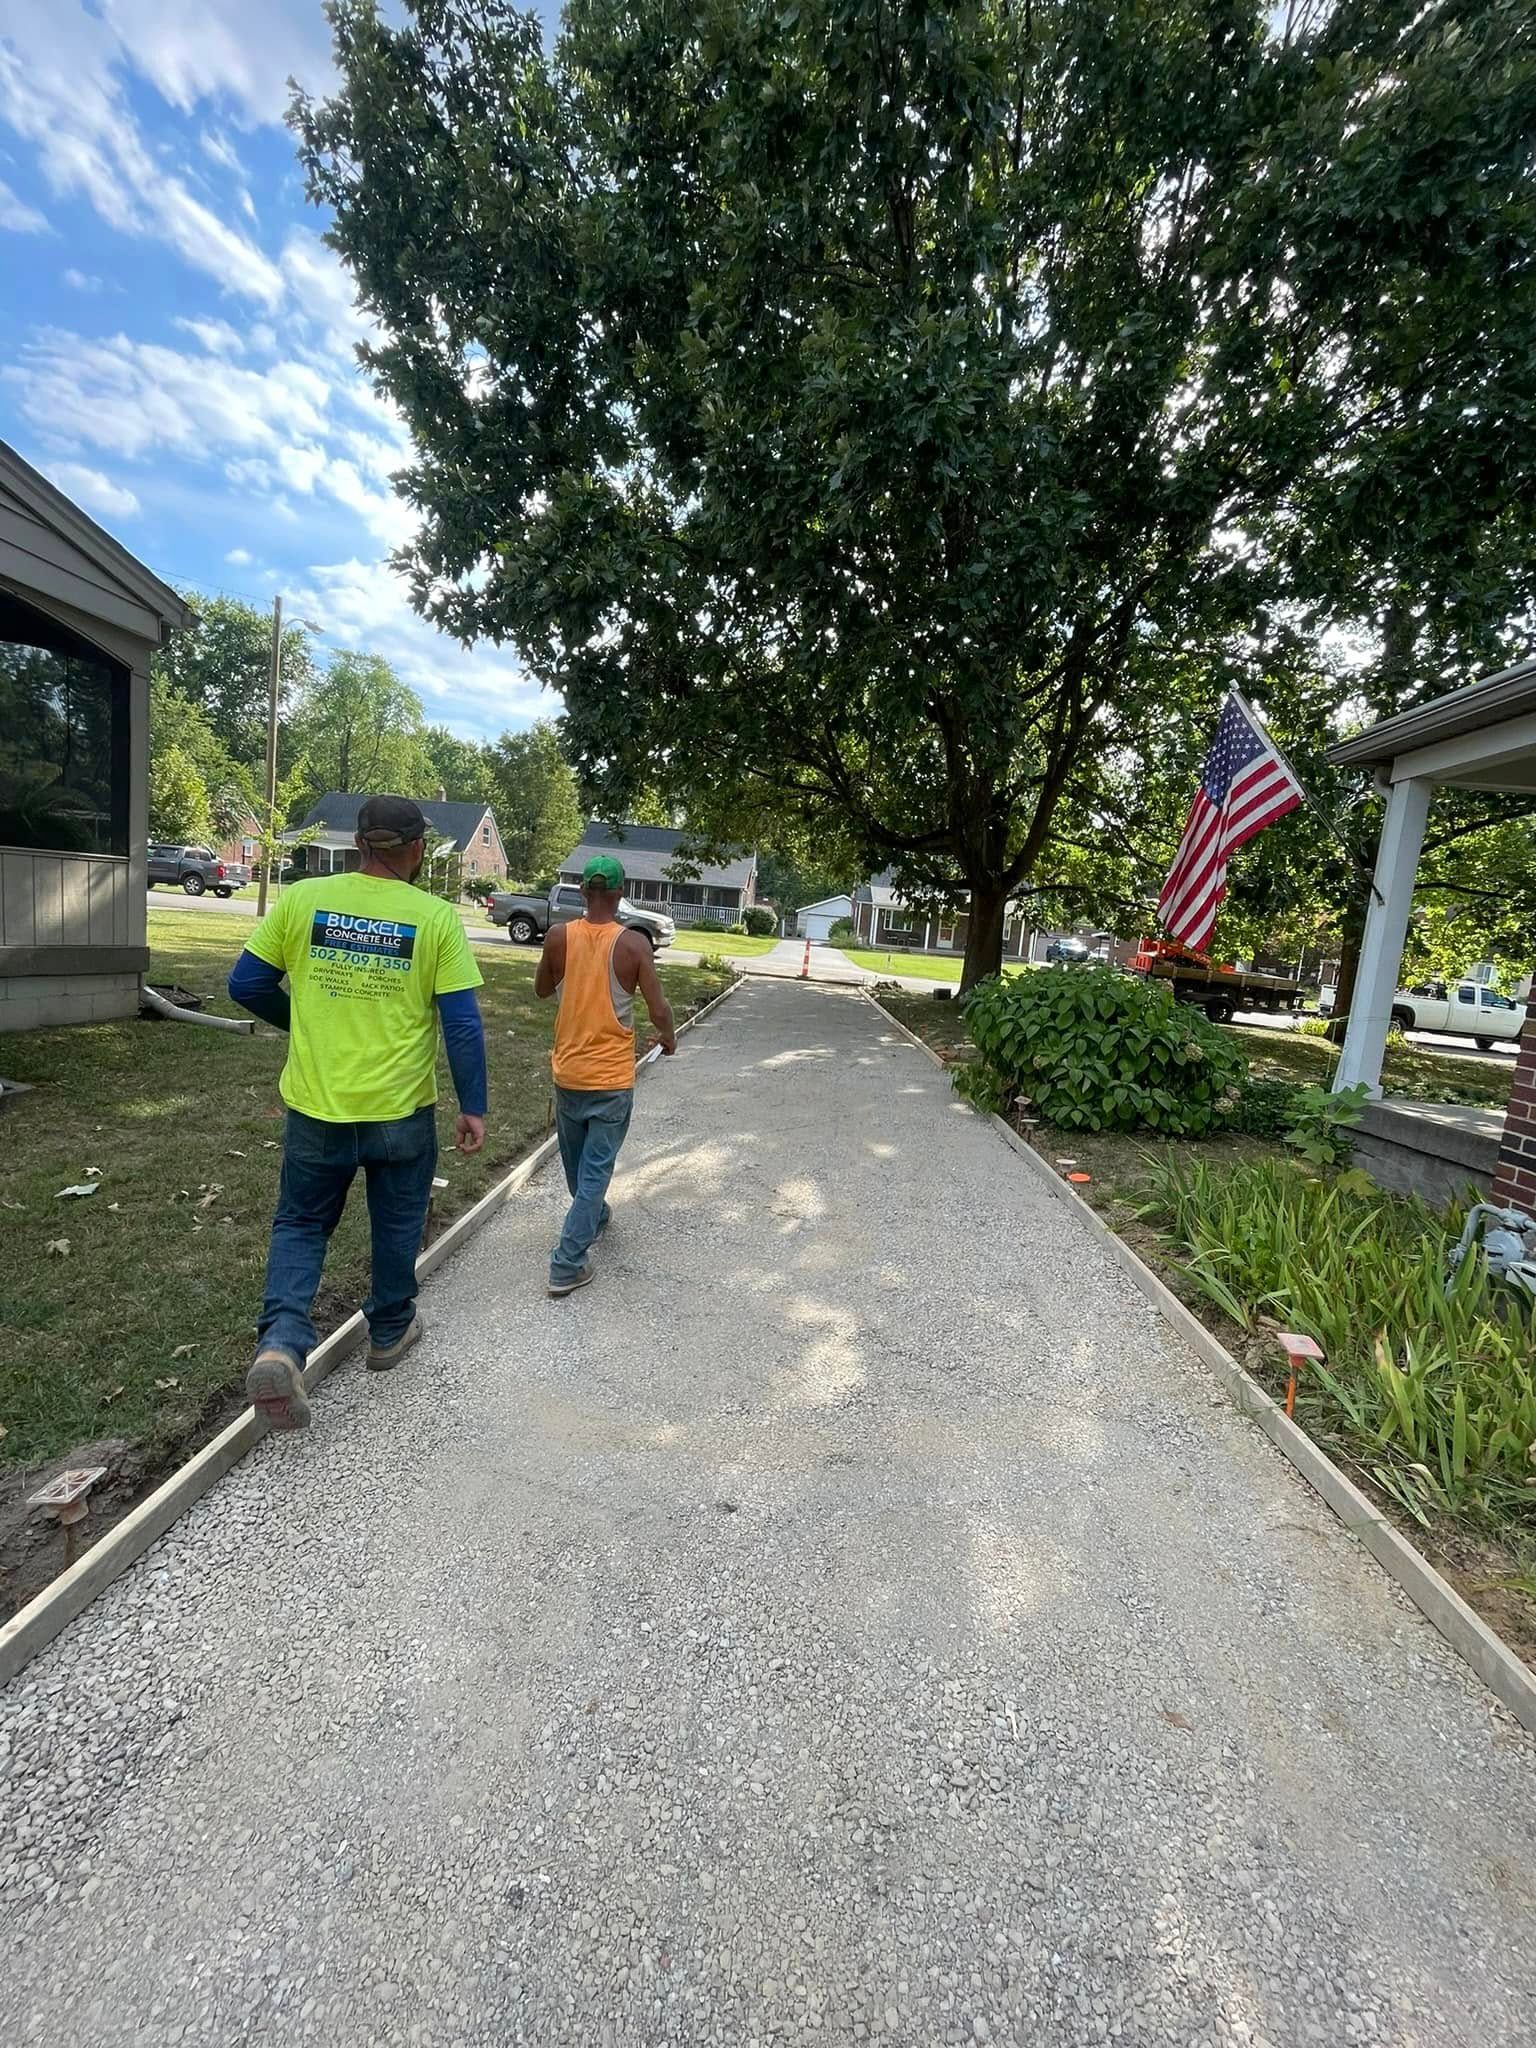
[282,791,509,887]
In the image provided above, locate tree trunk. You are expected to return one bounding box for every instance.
[960,878,1010,994]
[1324,894,1369,1042]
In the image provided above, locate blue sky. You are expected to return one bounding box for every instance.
[0,1,556,741]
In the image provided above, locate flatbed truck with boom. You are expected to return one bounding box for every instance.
[1128,940,1304,1024]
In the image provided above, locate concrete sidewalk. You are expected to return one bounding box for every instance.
[2,982,1532,2047]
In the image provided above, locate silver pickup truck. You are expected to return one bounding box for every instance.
[488,882,675,951]
[146,843,251,897]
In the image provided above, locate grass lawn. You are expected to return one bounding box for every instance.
[0,907,732,1482]
[674,932,780,958]
[1230,1021,1514,1108]
[839,946,1037,982]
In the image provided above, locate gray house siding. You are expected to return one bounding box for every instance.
[0,447,182,1031]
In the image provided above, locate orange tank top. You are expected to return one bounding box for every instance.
[552,921,636,1091]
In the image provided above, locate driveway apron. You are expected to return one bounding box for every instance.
[2,980,1532,2047]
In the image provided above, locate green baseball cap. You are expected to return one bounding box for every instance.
[582,854,625,890]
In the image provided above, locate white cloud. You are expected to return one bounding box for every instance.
[44,461,140,520]
[225,546,253,565]
[280,227,370,360]
[0,176,49,232]
[101,2,335,124]
[174,315,246,355]
[199,129,243,176]
[62,266,102,291]
[6,328,334,461]
[0,9,284,306]
[293,556,548,739]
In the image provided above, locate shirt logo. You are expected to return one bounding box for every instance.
[310,910,417,961]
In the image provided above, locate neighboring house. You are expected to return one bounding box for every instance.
[851,871,1033,959]
[559,822,757,927]
[850,872,1138,963]
[282,791,509,883]
[217,815,262,871]
[796,894,853,942]
[1,442,191,1033]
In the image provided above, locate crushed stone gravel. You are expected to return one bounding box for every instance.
[2,980,1533,2047]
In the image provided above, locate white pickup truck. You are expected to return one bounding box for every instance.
[1390,978,1526,1050]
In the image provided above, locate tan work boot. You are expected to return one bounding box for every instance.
[246,1349,311,1431]
[367,1314,424,1372]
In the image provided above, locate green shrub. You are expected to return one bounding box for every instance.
[689,917,722,932]
[829,916,857,941]
[743,905,777,936]
[1138,1154,1536,1529]
[1228,1075,1302,1138]
[1297,1015,1331,1038]
[1283,1081,1370,1167]
[726,920,748,935]
[695,950,734,975]
[957,967,1245,1134]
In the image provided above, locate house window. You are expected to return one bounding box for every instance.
[881,907,916,941]
[241,839,257,862]
[481,823,491,844]
[0,592,129,856]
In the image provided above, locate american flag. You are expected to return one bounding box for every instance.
[1158,693,1304,954]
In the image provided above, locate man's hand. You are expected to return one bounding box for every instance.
[455,1113,486,1155]
[647,1030,678,1057]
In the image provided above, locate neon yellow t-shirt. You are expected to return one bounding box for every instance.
[246,874,483,1124]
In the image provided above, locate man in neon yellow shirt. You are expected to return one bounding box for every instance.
[228,796,487,1431]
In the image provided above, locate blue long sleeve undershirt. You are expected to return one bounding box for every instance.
[228,953,488,1117]
[435,987,488,1117]
[228,950,290,1032]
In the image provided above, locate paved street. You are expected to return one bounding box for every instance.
[2,980,1532,2046]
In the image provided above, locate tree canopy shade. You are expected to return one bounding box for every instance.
[295,0,1536,987]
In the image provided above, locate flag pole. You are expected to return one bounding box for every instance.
[1229,688,1384,908]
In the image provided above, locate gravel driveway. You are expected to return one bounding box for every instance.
[3,981,1533,2047]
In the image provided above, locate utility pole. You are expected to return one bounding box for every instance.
[257,594,283,918]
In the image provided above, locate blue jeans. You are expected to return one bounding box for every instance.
[258,1106,438,1363]
[551,1086,634,1284]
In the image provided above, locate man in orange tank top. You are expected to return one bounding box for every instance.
[535,854,675,1295]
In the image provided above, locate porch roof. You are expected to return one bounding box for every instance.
[1328,653,1536,793]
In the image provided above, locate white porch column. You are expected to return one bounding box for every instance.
[1334,776,1431,1097]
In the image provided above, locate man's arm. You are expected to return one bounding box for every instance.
[534,922,566,1000]
[435,989,487,1155]
[632,939,677,1054]
[228,950,291,1032]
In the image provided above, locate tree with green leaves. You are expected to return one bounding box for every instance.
[288,651,436,808]
[149,674,259,841]
[247,763,323,893]
[422,724,496,805]
[298,0,1536,988]
[147,744,212,844]
[152,592,315,770]
[485,721,584,885]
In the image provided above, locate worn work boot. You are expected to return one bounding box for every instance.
[246,1349,311,1431]
[548,1265,595,1299]
[367,1314,424,1372]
